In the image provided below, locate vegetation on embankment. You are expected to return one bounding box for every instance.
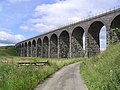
[0,46,17,56]
[0,56,82,90]
[80,44,120,90]
[0,46,82,90]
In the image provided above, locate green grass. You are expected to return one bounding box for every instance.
[0,46,17,56]
[0,56,82,90]
[80,44,120,90]
[0,46,82,90]
[1,44,120,90]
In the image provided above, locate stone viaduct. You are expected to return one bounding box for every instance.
[15,8,120,58]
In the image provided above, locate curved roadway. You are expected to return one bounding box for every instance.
[35,62,88,90]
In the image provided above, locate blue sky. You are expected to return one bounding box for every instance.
[0,0,120,50]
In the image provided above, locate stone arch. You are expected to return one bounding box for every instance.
[28,41,31,57]
[21,43,24,56]
[16,45,19,56]
[32,40,37,57]
[110,14,120,42]
[16,44,21,56]
[71,27,84,58]
[37,38,42,57]
[59,31,70,58]
[25,42,27,57]
[87,21,106,57]
[50,34,58,58]
[43,36,49,58]
[19,44,22,56]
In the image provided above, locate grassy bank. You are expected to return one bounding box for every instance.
[0,46,82,90]
[0,57,82,90]
[80,44,120,90]
[0,46,17,56]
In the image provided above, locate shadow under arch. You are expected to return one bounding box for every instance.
[50,34,58,58]
[28,41,31,57]
[37,38,42,57]
[71,27,85,58]
[43,36,49,58]
[17,44,21,56]
[25,42,27,57]
[110,14,120,42]
[87,21,106,57]
[21,43,24,57]
[32,40,36,57]
[59,31,70,58]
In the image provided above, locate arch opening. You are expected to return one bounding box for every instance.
[100,26,107,51]
[25,42,27,57]
[83,33,85,51]
[32,40,36,57]
[71,27,84,58]
[43,36,49,58]
[110,14,120,42]
[21,43,24,57]
[19,44,22,56]
[16,44,21,56]
[59,31,70,58]
[50,34,58,58]
[37,38,42,57]
[87,21,106,57]
[28,41,31,57]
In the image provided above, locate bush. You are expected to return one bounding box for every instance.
[110,28,120,44]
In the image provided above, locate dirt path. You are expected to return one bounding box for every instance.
[35,62,88,90]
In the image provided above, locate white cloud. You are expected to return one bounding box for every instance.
[27,0,120,33]
[0,29,25,46]
[19,25,29,31]
[0,43,14,46]
[32,23,54,33]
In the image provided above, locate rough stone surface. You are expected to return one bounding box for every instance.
[37,39,42,57]
[59,31,70,58]
[28,42,31,57]
[32,40,36,57]
[42,37,49,58]
[50,34,58,58]
[71,27,84,58]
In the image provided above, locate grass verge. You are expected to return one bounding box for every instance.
[80,44,120,90]
[0,57,82,90]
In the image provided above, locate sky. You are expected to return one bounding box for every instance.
[0,0,120,50]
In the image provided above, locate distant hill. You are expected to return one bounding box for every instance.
[0,46,17,56]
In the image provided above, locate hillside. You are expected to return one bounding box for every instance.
[0,46,17,56]
[80,44,120,90]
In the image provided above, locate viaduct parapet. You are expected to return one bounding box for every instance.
[15,8,120,58]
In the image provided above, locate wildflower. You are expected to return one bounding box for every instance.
[94,64,96,67]
[110,69,113,77]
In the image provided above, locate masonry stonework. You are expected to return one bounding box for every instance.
[50,34,58,58]
[16,8,120,58]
